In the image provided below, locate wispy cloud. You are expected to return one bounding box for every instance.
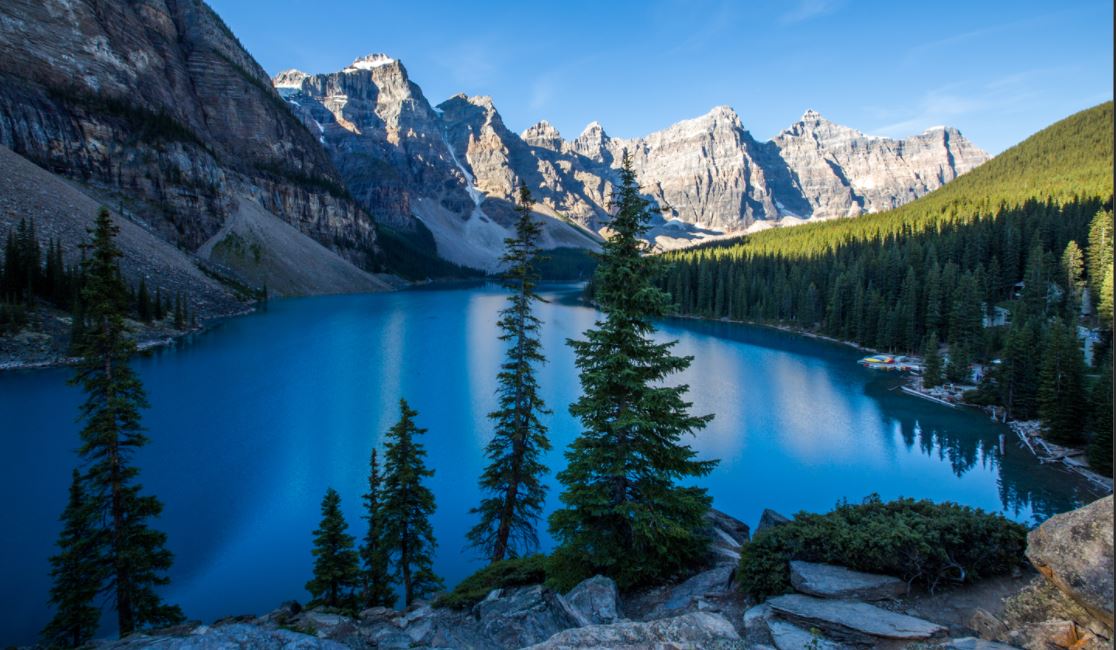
[780,0,841,25]
[431,39,497,90]
[868,69,1062,138]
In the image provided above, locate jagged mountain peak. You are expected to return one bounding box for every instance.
[522,120,563,149]
[344,53,397,72]
[580,121,607,137]
[273,69,309,88]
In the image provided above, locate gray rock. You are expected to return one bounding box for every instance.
[788,561,906,600]
[662,564,736,613]
[931,638,1021,650]
[96,622,349,649]
[1025,494,1113,632]
[766,594,947,642]
[564,575,622,625]
[524,611,743,649]
[765,619,850,650]
[472,585,583,648]
[756,509,793,534]
[706,509,750,560]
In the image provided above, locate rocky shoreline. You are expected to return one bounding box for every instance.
[54,497,1113,650]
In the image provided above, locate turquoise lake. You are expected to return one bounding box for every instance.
[0,283,1100,644]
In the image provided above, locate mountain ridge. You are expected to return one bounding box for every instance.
[273,53,989,268]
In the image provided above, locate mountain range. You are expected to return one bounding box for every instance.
[0,0,987,293]
[273,54,988,270]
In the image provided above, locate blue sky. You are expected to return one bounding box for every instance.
[209,0,1113,154]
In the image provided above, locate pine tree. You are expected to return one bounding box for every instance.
[468,183,552,563]
[42,470,105,649]
[136,277,151,323]
[380,399,443,606]
[69,207,183,636]
[1087,209,1113,320]
[173,293,185,330]
[998,321,1041,419]
[306,487,360,610]
[1086,353,1112,475]
[359,450,395,608]
[922,332,943,388]
[1038,320,1088,444]
[1061,240,1085,317]
[945,342,972,384]
[548,153,717,591]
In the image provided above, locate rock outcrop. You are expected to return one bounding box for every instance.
[765,594,948,643]
[959,495,1113,650]
[0,0,381,293]
[1025,494,1113,631]
[788,560,907,601]
[563,575,622,625]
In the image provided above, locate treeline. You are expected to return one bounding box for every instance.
[661,200,1109,350]
[655,101,1115,476]
[659,202,1113,474]
[0,218,196,336]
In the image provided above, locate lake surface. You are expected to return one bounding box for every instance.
[0,283,1101,644]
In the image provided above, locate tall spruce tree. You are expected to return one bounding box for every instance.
[69,207,183,636]
[380,400,443,605]
[306,487,360,609]
[467,183,552,563]
[922,332,943,388]
[42,470,105,648]
[1086,352,1113,475]
[1037,320,1088,444]
[359,450,395,608]
[548,153,717,591]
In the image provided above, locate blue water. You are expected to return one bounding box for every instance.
[0,284,1099,644]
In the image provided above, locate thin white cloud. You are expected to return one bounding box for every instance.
[431,39,497,88]
[869,70,1055,139]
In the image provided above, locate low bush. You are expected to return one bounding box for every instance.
[738,495,1027,600]
[434,555,550,609]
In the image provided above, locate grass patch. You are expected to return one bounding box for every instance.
[434,555,550,609]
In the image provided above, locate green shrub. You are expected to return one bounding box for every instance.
[434,555,549,609]
[738,495,1027,600]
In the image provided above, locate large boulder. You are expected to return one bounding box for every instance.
[625,564,738,621]
[766,594,946,643]
[1025,495,1113,632]
[788,560,906,601]
[706,509,750,562]
[472,585,584,648]
[564,575,622,625]
[756,509,793,534]
[524,611,742,649]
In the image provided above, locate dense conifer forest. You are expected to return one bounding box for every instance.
[656,102,1114,471]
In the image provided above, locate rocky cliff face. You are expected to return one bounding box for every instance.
[275,58,603,271]
[275,56,988,263]
[0,0,378,277]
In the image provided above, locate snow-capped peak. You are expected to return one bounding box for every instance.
[272,69,309,88]
[344,53,396,72]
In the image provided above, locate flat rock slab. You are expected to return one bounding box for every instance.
[789,560,906,600]
[932,638,1022,650]
[767,619,851,650]
[525,611,743,649]
[767,594,947,641]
